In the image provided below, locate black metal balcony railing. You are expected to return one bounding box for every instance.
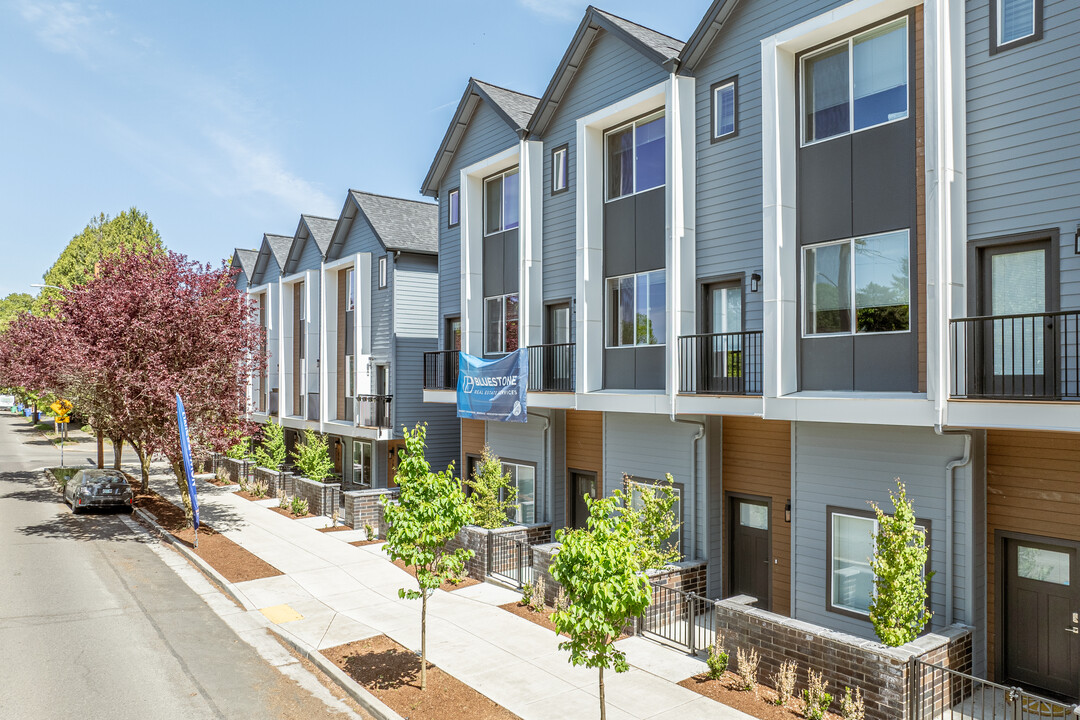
[423,350,460,390]
[678,331,763,395]
[527,343,575,392]
[950,311,1080,400]
[356,394,393,428]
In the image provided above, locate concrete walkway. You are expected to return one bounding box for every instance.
[147,469,751,720]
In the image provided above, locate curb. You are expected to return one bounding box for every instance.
[132,506,255,612]
[266,626,404,720]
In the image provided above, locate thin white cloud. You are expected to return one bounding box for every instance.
[17,1,108,59]
[518,0,581,22]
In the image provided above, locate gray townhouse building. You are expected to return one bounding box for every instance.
[231,190,458,496]
[421,0,1080,699]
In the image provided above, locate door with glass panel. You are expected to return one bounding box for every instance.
[702,282,743,393]
[729,496,770,609]
[1003,537,1080,699]
[544,303,571,391]
[977,241,1053,398]
[569,470,597,529]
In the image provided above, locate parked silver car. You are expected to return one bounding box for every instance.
[64,469,133,513]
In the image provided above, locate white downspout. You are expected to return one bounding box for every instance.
[671,417,705,561]
[934,424,972,627]
[528,411,552,526]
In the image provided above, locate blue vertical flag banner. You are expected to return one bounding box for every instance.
[175,394,200,531]
[457,349,528,422]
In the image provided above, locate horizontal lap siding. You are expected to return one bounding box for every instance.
[395,336,456,471]
[372,253,392,361]
[540,29,669,310]
[393,255,438,339]
[965,0,1080,311]
[486,411,550,522]
[722,417,792,616]
[338,213,381,257]
[986,429,1080,677]
[793,422,970,640]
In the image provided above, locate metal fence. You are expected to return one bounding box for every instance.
[487,533,533,589]
[639,582,716,655]
[526,343,575,392]
[355,394,393,428]
[423,350,460,390]
[677,331,764,395]
[910,659,1075,720]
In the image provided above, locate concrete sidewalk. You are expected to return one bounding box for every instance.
[147,469,750,720]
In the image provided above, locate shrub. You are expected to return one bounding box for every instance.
[530,574,547,612]
[840,687,865,720]
[803,669,832,720]
[614,473,682,570]
[553,585,569,614]
[225,434,253,461]
[251,479,269,499]
[279,494,289,510]
[253,419,286,471]
[291,429,334,483]
[364,523,376,541]
[869,479,933,646]
[290,496,309,517]
[772,660,798,706]
[736,647,760,694]
[464,446,517,529]
[521,581,533,607]
[706,632,728,680]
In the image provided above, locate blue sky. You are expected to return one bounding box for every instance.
[0,0,708,299]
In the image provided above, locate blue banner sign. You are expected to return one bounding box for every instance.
[457,350,528,422]
[175,394,200,531]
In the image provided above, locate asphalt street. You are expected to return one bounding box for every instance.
[0,414,361,720]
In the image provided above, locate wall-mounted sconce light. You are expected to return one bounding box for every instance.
[750,273,762,293]
[784,500,791,523]
[1074,224,1080,254]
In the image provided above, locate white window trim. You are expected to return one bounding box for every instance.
[448,187,460,227]
[346,267,355,312]
[378,256,387,289]
[713,81,737,139]
[604,110,666,202]
[605,270,667,349]
[504,461,536,524]
[829,509,928,616]
[552,147,568,192]
[483,167,520,237]
[484,292,520,355]
[800,16,909,148]
[997,0,1037,46]
[801,229,912,338]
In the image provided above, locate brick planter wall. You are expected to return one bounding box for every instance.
[716,595,972,720]
[531,543,560,605]
[342,488,398,537]
[291,476,341,518]
[253,467,292,498]
[219,457,253,485]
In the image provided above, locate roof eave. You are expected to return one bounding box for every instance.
[678,0,739,74]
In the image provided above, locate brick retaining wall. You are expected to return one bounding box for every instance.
[291,476,340,518]
[253,466,293,498]
[342,488,399,537]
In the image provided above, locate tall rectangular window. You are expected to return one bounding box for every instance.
[803,230,909,337]
[484,293,519,355]
[352,440,372,488]
[712,78,738,140]
[552,146,568,193]
[346,267,355,311]
[504,462,536,524]
[605,111,665,201]
[484,168,519,235]
[448,187,460,227]
[345,355,355,398]
[378,256,387,289]
[606,270,666,347]
[802,17,908,144]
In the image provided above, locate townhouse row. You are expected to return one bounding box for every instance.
[233,0,1080,702]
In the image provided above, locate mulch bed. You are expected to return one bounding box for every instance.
[235,490,272,502]
[678,671,842,720]
[132,489,282,583]
[322,635,520,720]
[500,601,558,634]
[204,476,235,487]
[269,505,316,520]
[390,559,481,592]
[349,539,384,548]
[317,524,354,533]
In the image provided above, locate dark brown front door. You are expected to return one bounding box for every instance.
[1003,537,1080,700]
[569,471,597,529]
[730,496,770,609]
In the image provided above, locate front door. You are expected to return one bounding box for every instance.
[1003,537,1080,700]
[569,471,598,529]
[729,496,770,609]
[977,241,1053,398]
[544,303,572,391]
[702,282,744,393]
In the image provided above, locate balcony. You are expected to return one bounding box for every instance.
[423,350,459,390]
[950,311,1080,400]
[678,331,763,395]
[356,394,393,428]
[527,343,575,392]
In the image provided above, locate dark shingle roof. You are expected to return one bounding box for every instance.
[301,215,338,256]
[232,248,258,279]
[350,191,438,254]
[473,80,539,133]
[593,7,685,60]
[263,234,292,269]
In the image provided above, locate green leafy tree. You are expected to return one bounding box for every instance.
[253,418,286,471]
[550,494,653,720]
[380,424,474,691]
[615,473,682,570]
[464,445,517,529]
[0,293,33,332]
[869,479,933,646]
[224,428,253,460]
[291,429,334,482]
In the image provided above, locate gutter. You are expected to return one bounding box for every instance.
[528,411,552,524]
[671,416,705,561]
[934,424,972,627]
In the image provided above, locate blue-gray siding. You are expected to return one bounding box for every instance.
[394,336,457,470]
[485,411,552,523]
[297,237,323,273]
[394,254,439,338]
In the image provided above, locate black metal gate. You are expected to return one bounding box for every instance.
[640,583,716,655]
[910,658,1076,720]
[488,533,533,589]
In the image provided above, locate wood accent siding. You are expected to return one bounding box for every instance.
[986,429,1080,677]
[336,268,347,420]
[722,417,792,616]
[461,419,486,466]
[915,5,926,393]
[565,410,603,480]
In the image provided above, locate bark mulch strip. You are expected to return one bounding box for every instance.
[390,558,481,592]
[317,524,354,533]
[204,476,234,487]
[349,539,384,548]
[235,490,271,502]
[269,505,316,520]
[499,601,558,634]
[132,489,282,584]
[322,635,520,720]
[678,672,842,720]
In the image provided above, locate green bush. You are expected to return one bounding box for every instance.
[290,496,309,517]
[706,634,729,679]
[464,445,517,528]
[869,480,933,646]
[291,429,334,483]
[253,419,286,471]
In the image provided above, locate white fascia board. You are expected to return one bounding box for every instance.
[675,395,764,417]
[576,79,668,395]
[422,389,457,405]
[765,394,936,426]
[523,393,577,410]
[946,402,1080,433]
[575,391,671,415]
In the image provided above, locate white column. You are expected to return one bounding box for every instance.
[576,119,605,393]
[461,168,485,356]
[666,73,697,412]
[520,138,545,348]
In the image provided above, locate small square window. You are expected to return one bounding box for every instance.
[991,0,1042,53]
[378,256,387,289]
[711,77,738,141]
[552,145,568,194]
[448,188,460,228]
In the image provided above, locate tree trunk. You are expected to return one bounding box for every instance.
[421,590,428,691]
[96,430,104,469]
[172,461,194,527]
[131,444,152,493]
[599,665,606,720]
[111,435,124,469]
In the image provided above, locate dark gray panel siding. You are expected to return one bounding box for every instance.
[965,0,1080,311]
[540,28,670,308]
[395,336,458,470]
[437,101,520,346]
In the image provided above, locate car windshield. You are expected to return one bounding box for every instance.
[82,472,127,485]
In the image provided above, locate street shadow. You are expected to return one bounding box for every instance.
[1,485,60,504]
[16,510,149,544]
[338,647,420,691]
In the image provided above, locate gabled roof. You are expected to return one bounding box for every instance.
[527,6,686,137]
[678,0,741,74]
[251,233,292,286]
[327,190,438,259]
[231,248,258,279]
[420,78,539,197]
[284,215,338,275]
[264,233,292,269]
